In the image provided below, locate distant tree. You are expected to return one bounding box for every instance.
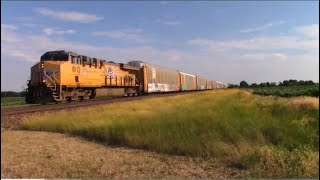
[239,81,249,88]
[228,84,240,88]
[282,80,289,86]
[266,82,271,87]
[19,91,27,97]
[276,79,315,86]
[227,84,235,88]
[259,82,266,87]
[251,83,258,88]
[1,91,26,97]
[306,80,315,86]
[270,82,277,86]
[297,80,305,86]
[288,79,298,86]
[278,82,283,86]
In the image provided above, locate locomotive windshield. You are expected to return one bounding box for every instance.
[40,51,69,61]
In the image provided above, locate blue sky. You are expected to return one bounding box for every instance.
[1,1,319,91]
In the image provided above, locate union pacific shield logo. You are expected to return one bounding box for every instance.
[107,67,117,77]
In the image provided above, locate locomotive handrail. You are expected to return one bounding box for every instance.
[52,72,60,85]
[44,72,57,91]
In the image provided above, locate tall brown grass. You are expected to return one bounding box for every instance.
[21,89,319,178]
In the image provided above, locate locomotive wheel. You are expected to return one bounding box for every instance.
[66,97,72,103]
[90,89,96,99]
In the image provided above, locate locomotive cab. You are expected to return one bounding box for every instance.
[26,51,68,104]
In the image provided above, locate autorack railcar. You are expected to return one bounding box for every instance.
[128,61,181,93]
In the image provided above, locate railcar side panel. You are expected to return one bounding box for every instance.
[145,64,180,93]
[196,77,207,90]
[128,61,180,93]
[179,72,196,91]
[206,80,213,90]
[212,81,218,89]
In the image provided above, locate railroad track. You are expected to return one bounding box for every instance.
[1,91,199,116]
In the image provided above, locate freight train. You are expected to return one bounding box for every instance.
[25,50,229,104]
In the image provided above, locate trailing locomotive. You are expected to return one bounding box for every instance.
[26,50,229,104]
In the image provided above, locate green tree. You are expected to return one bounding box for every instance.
[240,81,249,88]
[251,83,258,87]
[266,82,270,87]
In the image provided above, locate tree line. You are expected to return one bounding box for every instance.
[228,79,317,88]
[1,91,27,97]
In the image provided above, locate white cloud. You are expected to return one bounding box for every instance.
[156,19,183,26]
[23,23,38,28]
[43,27,75,35]
[182,24,318,84]
[240,21,286,33]
[92,28,145,42]
[162,21,183,26]
[239,53,287,62]
[14,17,40,28]
[160,1,169,5]
[187,36,318,52]
[14,17,34,22]
[271,53,287,61]
[295,24,319,38]
[1,24,18,30]
[1,24,21,42]
[34,8,103,23]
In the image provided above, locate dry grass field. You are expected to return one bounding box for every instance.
[1,130,247,179]
[2,89,319,178]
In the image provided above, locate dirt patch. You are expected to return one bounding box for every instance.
[1,130,248,179]
[1,110,73,130]
[1,114,24,129]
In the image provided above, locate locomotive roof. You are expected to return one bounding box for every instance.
[41,50,114,62]
[41,50,140,70]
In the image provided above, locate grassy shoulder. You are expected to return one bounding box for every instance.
[1,97,26,107]
[21,89,319,178]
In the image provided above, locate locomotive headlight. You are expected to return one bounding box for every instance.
[41,63,44,69]
[42,80,46,83]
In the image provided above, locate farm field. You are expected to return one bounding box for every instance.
[1,97,26,107]
[2,89,319,178]
[252,85,319,97]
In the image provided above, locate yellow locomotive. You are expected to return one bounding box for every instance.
[26,50,140,104]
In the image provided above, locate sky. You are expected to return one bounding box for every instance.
[1,1,319,91]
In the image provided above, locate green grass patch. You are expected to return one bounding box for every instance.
[1,97,26,107]
[21,89,319,178]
